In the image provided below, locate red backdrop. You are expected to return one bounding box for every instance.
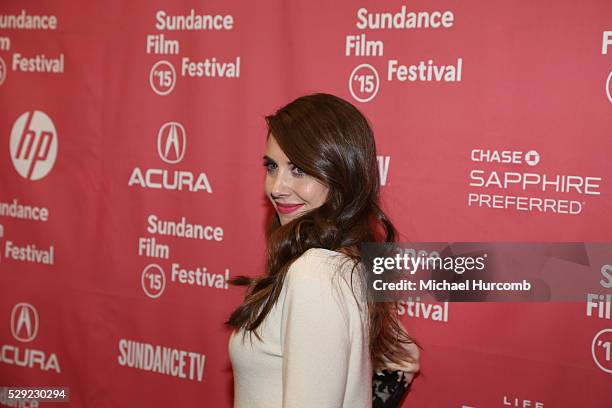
[0,1,611,407]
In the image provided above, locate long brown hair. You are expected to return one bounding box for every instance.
[226,93,416,370]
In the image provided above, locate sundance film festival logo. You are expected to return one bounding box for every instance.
[349,63,380,103]
[606,71,612,105]
[592,328,612,373]
[149,60,176,96]
[0,56,6,86]
[141,263,166,298]
[10,111,58,180]
[11,303,38,343]
[0,303,61,373]
[128,121,212,192]
[589,265,612,373]
[602,32,612,104]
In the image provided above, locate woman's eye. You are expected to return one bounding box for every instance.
[292,166,305,177]
[263,161,277,173]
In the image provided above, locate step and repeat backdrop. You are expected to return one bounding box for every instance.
[0,0,611,407]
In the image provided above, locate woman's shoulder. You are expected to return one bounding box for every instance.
[286,248,364,294]
[291,248,358,274]
[301,247,350,260]
[283,248,367,322]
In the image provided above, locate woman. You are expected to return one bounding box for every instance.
[227,93,419,408]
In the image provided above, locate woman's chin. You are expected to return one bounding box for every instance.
[277,213,302,226]
[277,214,293,226]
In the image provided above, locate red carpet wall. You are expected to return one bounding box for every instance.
[1,1,611,407]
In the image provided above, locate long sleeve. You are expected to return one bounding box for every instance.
[280,249,368,408]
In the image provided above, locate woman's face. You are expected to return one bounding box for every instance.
[264,135,329,225]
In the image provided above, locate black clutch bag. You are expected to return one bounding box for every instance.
[372,370,411,408]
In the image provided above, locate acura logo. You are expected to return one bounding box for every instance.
[157,122,186,164]
[10,303,39,343]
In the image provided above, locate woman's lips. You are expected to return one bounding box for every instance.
[275,203,304,215]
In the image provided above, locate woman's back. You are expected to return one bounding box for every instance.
[229,248,371,408]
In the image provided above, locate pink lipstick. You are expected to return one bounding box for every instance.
[275,203,304,214]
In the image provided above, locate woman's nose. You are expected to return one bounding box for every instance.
[271,171,291,197]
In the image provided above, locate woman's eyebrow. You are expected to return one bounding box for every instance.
[262,155,293,165]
